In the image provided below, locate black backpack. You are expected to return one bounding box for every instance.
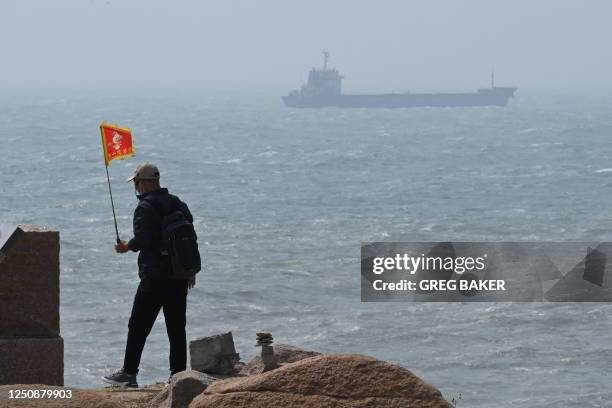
[148,196,201,279]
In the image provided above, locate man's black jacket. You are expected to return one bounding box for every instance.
[128,188,194,279]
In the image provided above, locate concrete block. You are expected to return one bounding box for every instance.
[190,332,240,374]
[0,225,60,337]
[0,337,64,386]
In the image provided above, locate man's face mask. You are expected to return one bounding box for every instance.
[134,180,140,197]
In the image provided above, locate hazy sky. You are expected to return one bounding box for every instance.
[1,0,611,90]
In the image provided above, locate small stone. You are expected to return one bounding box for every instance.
[150,370,217,408]
[260,345,278,372]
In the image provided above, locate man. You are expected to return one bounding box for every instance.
[103,162,196,387]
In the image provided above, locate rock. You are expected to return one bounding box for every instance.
[148,370,217,408]
[190,354,452,408]
[148,388,169,408]
[0,225,63,387]
[240,344,320,376]
[0,225,60,338]
[0,338,64,386]
[189,333,240,375]
[255,332,273,347]
[259,345,277,372]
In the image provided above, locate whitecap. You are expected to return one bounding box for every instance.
[256,151,278,158]
[594,168,612,173]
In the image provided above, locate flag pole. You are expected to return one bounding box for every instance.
[100,122,121,244]
[104,163,121,244]
[101,122,136,244]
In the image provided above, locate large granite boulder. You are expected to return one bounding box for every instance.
[239,344,321,376]
[148,370,217,408]
[190,354,452,408]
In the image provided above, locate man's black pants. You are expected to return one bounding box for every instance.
[123,278,188,375]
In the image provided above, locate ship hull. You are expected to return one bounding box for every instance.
[283,88,517,108]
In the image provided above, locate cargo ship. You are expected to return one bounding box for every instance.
[283,51,517,108]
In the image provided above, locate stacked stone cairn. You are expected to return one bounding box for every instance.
[255,332,278,372]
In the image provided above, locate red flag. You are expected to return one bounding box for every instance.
[100,122,135,166]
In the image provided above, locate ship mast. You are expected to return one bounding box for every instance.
[322,49,329,71]
[491,70,495,88]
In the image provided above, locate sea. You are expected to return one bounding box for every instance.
[2,87,612,407]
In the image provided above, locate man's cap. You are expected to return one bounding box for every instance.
[127,162,160,182]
